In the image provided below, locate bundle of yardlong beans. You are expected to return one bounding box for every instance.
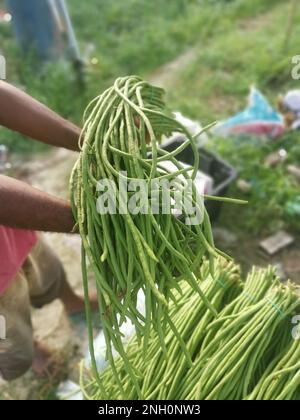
[81,262,300,400]
[70,76,228,393]
[246,338,300,400]
[186,283,299,400]
[81,259,241,399]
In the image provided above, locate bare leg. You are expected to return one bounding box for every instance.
[32,341,53,376]
[32,279,99,376]
[58,275,98,315]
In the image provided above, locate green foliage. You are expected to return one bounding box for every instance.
[168,1,300,122]
[166,0,300,234]
[68,0,284,76]
[0,0,286,153]
[209,133,300,235]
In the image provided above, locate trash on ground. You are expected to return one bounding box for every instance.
[57,380,83,401]
[260,230,295,255]
[236,179,252,193]
[272,262,287,282]
[287,164,300,182]
[0,145,12,173]
[214,86,284,139]
[278,89,300,130]
[264,148,287,167]
[171,111,209,146]
[58,291,146,400]
[0,10,11,24]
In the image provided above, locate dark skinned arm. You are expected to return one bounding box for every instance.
[0,175,76,233]
[0,81,81,151]
[0,82,80,232]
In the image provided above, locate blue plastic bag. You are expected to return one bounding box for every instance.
[214,87,284,139]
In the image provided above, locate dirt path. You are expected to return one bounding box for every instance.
[149,47,196,88]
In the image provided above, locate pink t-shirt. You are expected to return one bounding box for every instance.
[0,226,38,295]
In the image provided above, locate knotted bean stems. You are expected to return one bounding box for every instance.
[70,76,227,394]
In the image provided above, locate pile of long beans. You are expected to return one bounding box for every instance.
[81,262,300,400]
[186,283,299,400]
[81,258,241,399]
[70,76,229,392]
[246,338,300,400]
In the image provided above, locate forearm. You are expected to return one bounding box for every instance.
[0,175,75,233]
[0,81,81,151]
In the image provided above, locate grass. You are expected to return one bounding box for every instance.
[0,0,285,151]
[167,1,300,121]
[209,133,300,235]
[69,0,284,77]
[165,0,300,235]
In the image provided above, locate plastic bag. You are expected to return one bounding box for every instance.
[214,86,284,139]
[170,111,209,146]
[57,292,145,400]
